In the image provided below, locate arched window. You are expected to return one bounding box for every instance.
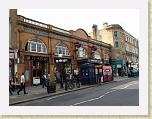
[78,47,88,58]
[25,39,47,53]
[93,51,101,59]
[55,43,70,56]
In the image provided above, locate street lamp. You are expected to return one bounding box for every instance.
[129,60,132,68]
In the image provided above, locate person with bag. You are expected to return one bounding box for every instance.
[17,72,28,95]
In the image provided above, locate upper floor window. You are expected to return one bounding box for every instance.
[78,47,88,58]
[115,41,119,48]
[114,31,117,37]
[113,31,118,41]
[93,51,101,59]
[25,39,47,53]
[55,43,70,56]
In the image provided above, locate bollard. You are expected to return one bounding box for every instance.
[47,80,56,94]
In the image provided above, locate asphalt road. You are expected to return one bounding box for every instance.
[15,77,139,106]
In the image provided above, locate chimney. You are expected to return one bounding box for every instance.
[92,24,98,40]
[103,22,108,28]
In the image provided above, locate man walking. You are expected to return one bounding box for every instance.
[41,74,47,88]
[17,72,28,95]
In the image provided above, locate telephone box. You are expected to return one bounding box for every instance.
[103,66,113,82]
[80,63,96,85]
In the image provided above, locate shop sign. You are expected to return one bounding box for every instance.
[117,64,122,68]
[9,53,14,59]
[25,56,49,62]
[90,59,101,64]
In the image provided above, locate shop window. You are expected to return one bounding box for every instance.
[25,39,47,53]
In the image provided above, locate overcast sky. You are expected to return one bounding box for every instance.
[18,9,139,39]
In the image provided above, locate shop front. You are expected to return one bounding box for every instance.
[111,59,126,76]
[24,55,49,86]
[54,57,72,82]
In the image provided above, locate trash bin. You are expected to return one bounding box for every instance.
[47,80,56,94]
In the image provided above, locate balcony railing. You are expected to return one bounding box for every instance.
[21,16,71,35]
[23,17,49,29]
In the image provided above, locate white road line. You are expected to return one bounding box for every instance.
[71,81,138,106]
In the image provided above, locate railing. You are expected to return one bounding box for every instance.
[22,16,71,35]
[52,26,71,35]
[23,17,49,29]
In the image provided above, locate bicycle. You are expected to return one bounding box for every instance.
[74,77,81,88]
[65,78,75,90]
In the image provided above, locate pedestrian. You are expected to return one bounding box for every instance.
[55,70,61,83]
[17,72,28,95]
[15,72,18,84]
[41,74,47,88]
[62,69,67,90]
[9,76,13,95]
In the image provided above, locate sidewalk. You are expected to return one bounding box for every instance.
[9,76,129,105]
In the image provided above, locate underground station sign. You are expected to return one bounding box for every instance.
[25,55,49,62]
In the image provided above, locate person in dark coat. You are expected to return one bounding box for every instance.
[9,76,13,95]
[41,74,47,88]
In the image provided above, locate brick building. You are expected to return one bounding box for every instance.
[9,9,112,86]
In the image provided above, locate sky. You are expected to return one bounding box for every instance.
[18,9,139,39]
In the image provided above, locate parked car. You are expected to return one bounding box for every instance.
[132,68,139,77]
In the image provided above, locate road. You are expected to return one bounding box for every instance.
[15,77,139,106]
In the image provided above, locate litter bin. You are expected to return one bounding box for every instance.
[47,80,56,94]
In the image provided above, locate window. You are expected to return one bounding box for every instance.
[55,43,70,56]
[37,43,41,52]
[78,47,88,58]
[25,39,47,53]
[30,42,36,52]
[104,54,109,60]
[93,51,101,59]
[113,31,118,41]
[114,31,117,37]
[115,41,119,48]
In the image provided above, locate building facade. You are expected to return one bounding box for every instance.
[9,10,112,86]
[89,23,139,76]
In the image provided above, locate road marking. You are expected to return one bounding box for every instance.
[46,94,68,100]
[112,81,138,90]
[71,81,138,106]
